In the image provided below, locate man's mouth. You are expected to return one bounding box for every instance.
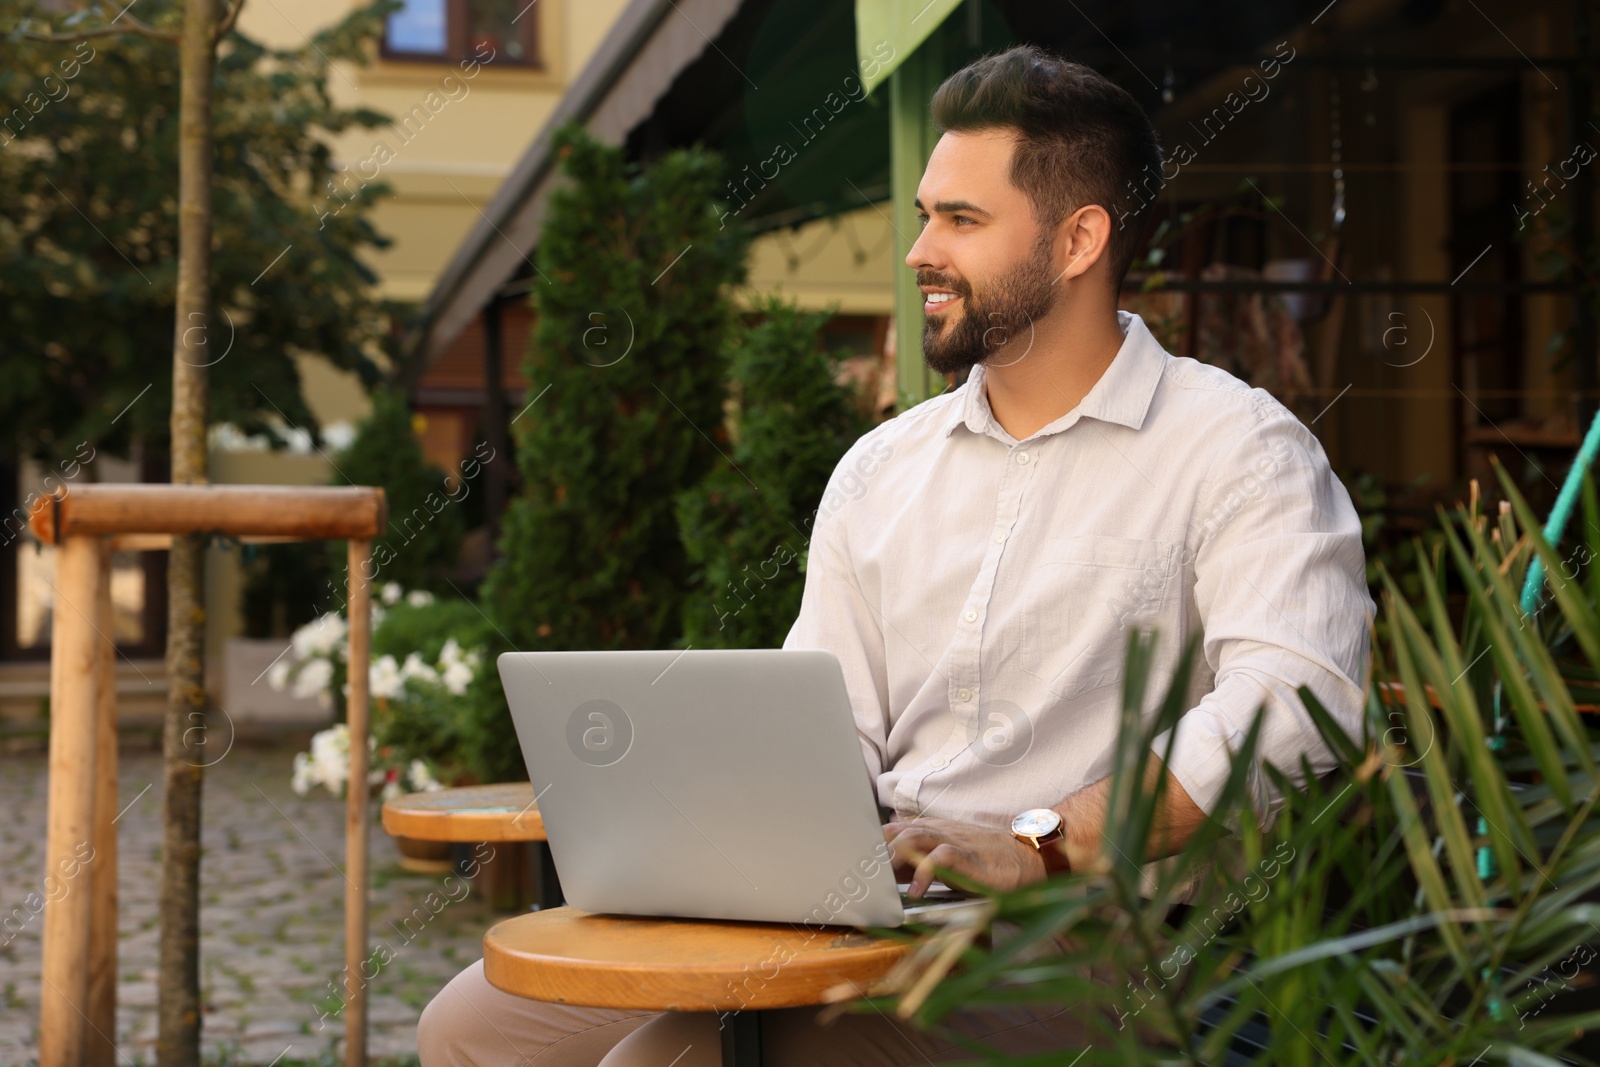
[922,290,962,315]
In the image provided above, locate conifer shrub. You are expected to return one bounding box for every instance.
[463,125,748,781]
[336,388,468,595]
[677,297,872,648]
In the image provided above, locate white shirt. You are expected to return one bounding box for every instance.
[783,310,1374,840]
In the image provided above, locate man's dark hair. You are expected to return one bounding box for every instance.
[930,44,1163,286]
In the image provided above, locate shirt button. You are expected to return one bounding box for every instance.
[963,609,977,622]
[1016,452,1030,465]
[929,755,947,769]
[957,688,971,702]
[994,531,1007,544]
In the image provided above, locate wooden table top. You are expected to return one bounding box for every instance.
[482,907,910,1012]
[380,782,545,842]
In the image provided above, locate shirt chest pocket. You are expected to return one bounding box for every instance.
[1021,535,1180,700]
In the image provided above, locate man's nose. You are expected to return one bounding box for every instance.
[906,226,935,271]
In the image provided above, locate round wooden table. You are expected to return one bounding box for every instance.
[381,783,560,908]
[381,782,546,841]
[483,907,911,1066]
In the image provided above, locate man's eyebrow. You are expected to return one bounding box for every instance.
[912,198,994,218]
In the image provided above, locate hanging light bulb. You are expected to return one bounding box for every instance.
[1331,76,1346,231]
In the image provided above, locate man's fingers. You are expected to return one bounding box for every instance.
[886,825,943,870]
[910,843,963,898]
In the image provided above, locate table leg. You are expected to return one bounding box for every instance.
[534,842,563,911]
[720,1010,762,1067]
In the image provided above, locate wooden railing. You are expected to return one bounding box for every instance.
[27,484,386,1067]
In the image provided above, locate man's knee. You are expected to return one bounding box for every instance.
[598,1012,720,1067]
[419,958,658,1067]
[417,962,486,1067]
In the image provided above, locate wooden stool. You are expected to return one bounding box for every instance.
[381,783,562,909]
[482,907,911,1066]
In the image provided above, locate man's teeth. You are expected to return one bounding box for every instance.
[927,293,958,303]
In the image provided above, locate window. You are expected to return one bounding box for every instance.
[382,0,542,66]
[2,452,167,662]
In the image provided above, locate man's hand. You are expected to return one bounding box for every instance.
[883,817,1047,897]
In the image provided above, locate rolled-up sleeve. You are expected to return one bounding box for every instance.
[782,450,893,785]
[1155,412,1374,831]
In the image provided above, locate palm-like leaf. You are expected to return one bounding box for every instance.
[856,467,1600,1066]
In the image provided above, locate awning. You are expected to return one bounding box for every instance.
[855,0,962,95]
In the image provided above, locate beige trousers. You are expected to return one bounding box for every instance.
[417,959,1106,1067]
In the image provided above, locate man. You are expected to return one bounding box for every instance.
[417,44,1372,1066]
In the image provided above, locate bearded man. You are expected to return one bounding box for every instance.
[417,43,1373,1066]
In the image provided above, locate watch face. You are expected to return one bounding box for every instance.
[1012,808,1062,837]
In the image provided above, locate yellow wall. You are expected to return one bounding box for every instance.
[203,0,899,702]
[738,206,898,316]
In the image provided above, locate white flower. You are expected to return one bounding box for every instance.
[324,420,357,451]
[310,614,348,657]
[290,751,316,796]
[289,724,378,799]
[371,603,387,629]
[439,638,463,667]
[307,724,350,797]
[399,652,439,686]
[406,589,435,607]
[266,658,293,693]
[290,613,346,662]
[369,655,404,700]
[381,778,403,803]
[441,660,474,696]
[279,425,314,453]
[407,760,443,793]
[381,582,403,605]
[292,657,335,701]
[290,621,320,661]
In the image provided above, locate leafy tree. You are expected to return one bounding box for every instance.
[0,0,400,468]
[465,124,748,781]
[677,297,871,648]
[0,3,398,1060]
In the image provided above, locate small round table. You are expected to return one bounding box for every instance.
[483,907,911,1066]
[381,783,561,909]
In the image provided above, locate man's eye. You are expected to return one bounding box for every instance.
[915,214,929,228]
[954,215,975,226]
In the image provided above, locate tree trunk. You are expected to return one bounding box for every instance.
[157,0,215,1060]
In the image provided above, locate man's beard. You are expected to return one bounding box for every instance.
[920,234,1059,376]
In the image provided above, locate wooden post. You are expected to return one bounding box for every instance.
[344,540,373,1067]
[86,541,120,1067]
[890,36,942,409]
[39,535,102,1067]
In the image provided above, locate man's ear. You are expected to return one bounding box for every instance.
[1049,203,1114,287]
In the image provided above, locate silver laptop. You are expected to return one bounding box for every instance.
[497,648,914,927]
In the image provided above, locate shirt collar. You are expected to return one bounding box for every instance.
[944,310,1169,440]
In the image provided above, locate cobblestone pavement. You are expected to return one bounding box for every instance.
[0,745,508,1065]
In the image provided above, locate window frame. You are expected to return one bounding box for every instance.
[379,0,543,68]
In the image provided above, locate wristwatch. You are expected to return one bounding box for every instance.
[1011,807,1070,873]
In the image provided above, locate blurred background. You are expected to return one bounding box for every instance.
[1,0,1597,1061]
[0,0,1591,733]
